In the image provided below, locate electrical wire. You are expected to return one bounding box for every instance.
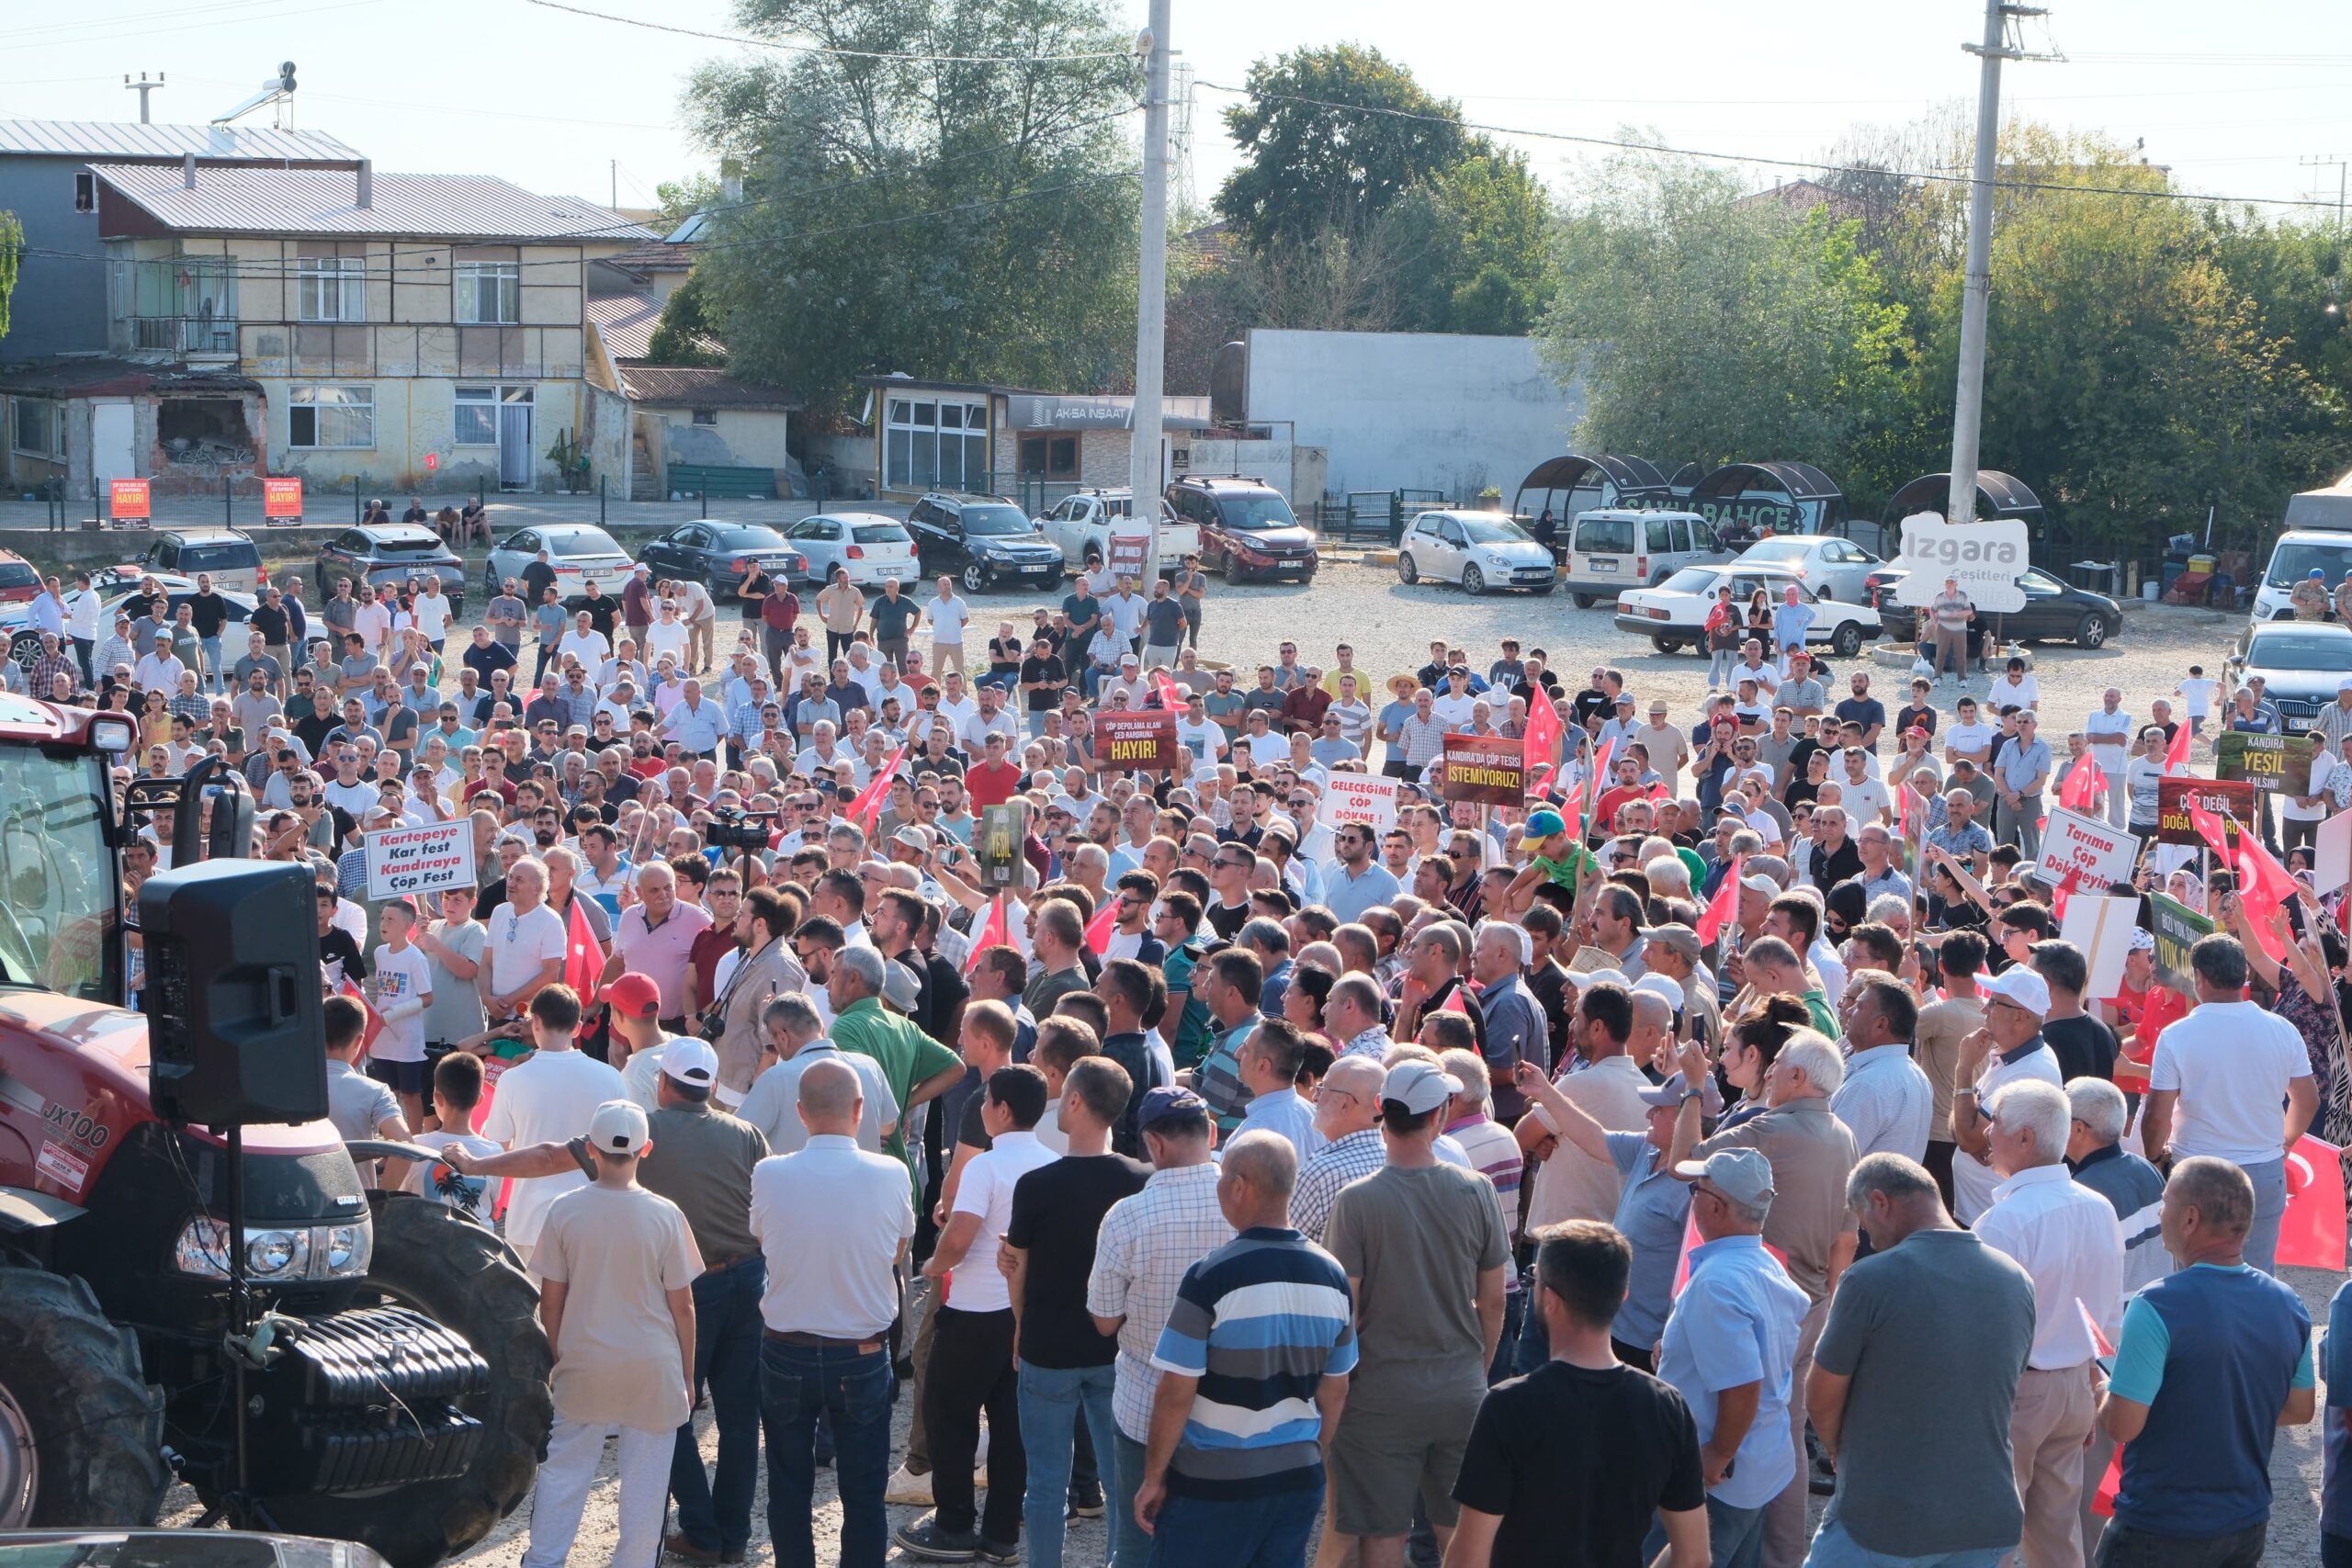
[1193,80,2352,214]
[520,0,1134,63]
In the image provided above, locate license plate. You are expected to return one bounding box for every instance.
[2288,717,2312,732]
[1589,559,1618,573]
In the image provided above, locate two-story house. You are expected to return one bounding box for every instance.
[28,157,651,498]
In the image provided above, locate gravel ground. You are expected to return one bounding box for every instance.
[169,561,2324,1562]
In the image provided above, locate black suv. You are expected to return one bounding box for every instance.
[907,492,1067,593]
[1168,475,1318,582]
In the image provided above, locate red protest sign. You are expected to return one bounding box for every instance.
[1442,732,1527,807]
[1095,709,1178,772]
[108,479,151,520]
[2156,777,2255,847]
[262,476,304,520]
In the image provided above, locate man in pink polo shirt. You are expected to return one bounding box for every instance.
[602,859,710,1034]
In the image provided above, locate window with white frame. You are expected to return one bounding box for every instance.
[10,399,52,456]
[454,385,499,446]
[454,262,521,325]
[297,256,365,322]
[883,395,989,492]
[288,385,375,449]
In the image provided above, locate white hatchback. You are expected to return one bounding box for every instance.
[787,513,920,589]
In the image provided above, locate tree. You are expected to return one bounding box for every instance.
[1214,44,1466,254]
[1376,144,1555,335]
[681,0,1141,411]
[647,272,726,367]
[0,211,20,344]
[1540,149,1915,502]
[650,174,722,233]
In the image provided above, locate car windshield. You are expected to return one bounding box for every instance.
[960,505,1033,536]
[1460,517,1532,545]
[0,748,116,1002]
[715,526,788,548]
[2248,633,2352,671]
[2265,540,2352,588]
[1661,568,1722,594]
[1215,493,1299,531]
[853,525,910,546]
[551,529,623,558]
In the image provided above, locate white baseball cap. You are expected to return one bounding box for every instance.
[587,1099,651,1155]
[661,1039,719,1089]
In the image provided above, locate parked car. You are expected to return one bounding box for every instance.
[1035,490,1199,576]
[786,513,920,590]
[0,549,40,609]
[482,523,634,609]
[1726,534,1883,601]
[103,526,265,594]
[1615,565,1880,658]
[0,1531,392,1568]
[908,493,1069,593]
[2228,621,2352,735]
[1864,565,2125,649]
[1396,511,1557,595]
[1167,475,1318,583]
[1560,509,1724,606]
[637,521,808,592]
[314,525,467,617]
[14,578,259,671]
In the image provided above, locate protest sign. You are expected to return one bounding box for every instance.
[261,476,304,522]
[364,820,477,901]
[977,803,1030,889]
[2034,807,2141,893]
[1442,732,1526,807]
[2058,894,2139,1002]
[2156,777,2256,847]
[1325,772,1400,831]
[108,479,151,522]
[1104,526,1150,581]
[2149,893,2212,991]
[1094,709,1178,771]
[2215,731,2318,795]
[2317,811,2352,898]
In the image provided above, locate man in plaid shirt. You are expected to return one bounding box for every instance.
[1086,1088,1233,1568]
[28,634,77,703]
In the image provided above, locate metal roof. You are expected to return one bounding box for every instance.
[619,365,799,410]
[89,163,655,242]
[0,118,360,163]
[1882,470,2046,524]
[1513,453,1674,504]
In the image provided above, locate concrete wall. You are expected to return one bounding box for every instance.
[1174,437,1328,505]
[259,374,595,493]
[0,158,111,361]
[650,406,792,475]
[1243,329,1584,502]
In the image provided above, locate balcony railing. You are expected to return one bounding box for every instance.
[129,316,238,356]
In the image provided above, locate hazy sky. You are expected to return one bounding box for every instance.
[4,0,2348,224]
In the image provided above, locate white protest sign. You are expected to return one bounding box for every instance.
[1325,773,1400,832]
[2034,807,2142,893]
[2058,893,2139,1002]
[365,819,478,901]
[1893,510,2031,615]
[2317,810,2352,898]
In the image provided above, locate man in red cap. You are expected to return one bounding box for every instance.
[606,971,676,1112]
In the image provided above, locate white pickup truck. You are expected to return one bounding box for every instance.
[1035,490,1199,577]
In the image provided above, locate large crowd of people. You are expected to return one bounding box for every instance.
[40,545,2352,1568]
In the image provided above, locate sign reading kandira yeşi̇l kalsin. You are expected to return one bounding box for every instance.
[2215,732,2320,795]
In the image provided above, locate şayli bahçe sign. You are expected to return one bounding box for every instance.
[1095,709,1178,772]
[1442,733,1526,807]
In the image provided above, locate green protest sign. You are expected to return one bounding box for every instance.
[2214,731,2317,795]
[2149,893,2212,992]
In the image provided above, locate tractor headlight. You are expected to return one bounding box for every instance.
[245,1229,308,1278]
[322,1223,371,1277]
[174,1217,373,1280]
[175,1216,232,1279]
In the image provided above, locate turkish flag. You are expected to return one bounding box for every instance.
[1083,892,1120,954]
[339,979,384,1053]
[1523,687,1564,782]
[1437,983,1472,1015]
[2278,1135,2347,1271]
[1583,739,1616,840]
[2231,824,2302,964]
[2060,757,2107,813]
[2186,801,2233,859]
[2164,719,2193,775]
[1150,671,1186,712]
[564,894,603,1008]
[842,743,908,833]
[963,893,1009,973]
[2051,863,2085,920]
[1698,854,1743,944]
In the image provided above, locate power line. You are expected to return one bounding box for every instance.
[1192,79,2352,214]
[520,0,1134,63]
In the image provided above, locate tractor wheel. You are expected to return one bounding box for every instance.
[0,1269,166,1528]
[253,1195,552,1568]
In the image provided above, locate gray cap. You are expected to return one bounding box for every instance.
[1672,1146,1775,1207]
[1382,1059,1463,1114]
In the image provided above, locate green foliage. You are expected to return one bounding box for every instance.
[0,210,20,344]
[648,272,726,368]
[682,0,1141,412]
[1542,151,1915,502]
[650,174,722,233]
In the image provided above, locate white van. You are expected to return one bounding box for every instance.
[2255,479,2352,620]
[1562,508,1724,607]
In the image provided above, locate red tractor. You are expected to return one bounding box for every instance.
[0,695,549,1563]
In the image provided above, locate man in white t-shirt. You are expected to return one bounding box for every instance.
[900,1063,1060,1556]
[556,612,611,672]
[1942,697,1996,769]
[480,858,570,1022]
[412,579,454,649]
[478,985,627,1270]
[353,587,393,657]
[1948,965,2066,1225]
[2143,933,2319,1274]
[2082,687,2134,829]
[928,579,972,677]
[367,900,435,1130]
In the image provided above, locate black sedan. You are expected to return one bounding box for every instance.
[314,525,467,617]
[637,521,808,591]
[1865,565,2124,649]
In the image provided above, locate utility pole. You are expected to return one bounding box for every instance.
[2300,154,2347,239]
[123,73,165,123]
[1947,2,2057,526]
[1128,0,1172,585]
[611,159,618,212]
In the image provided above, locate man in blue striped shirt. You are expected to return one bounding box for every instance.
[1136,1129,1356,1566]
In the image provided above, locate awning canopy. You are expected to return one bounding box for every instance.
[1883,469,2047,524]
[1510,453,1672,516]
[1687,460,1848,530]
